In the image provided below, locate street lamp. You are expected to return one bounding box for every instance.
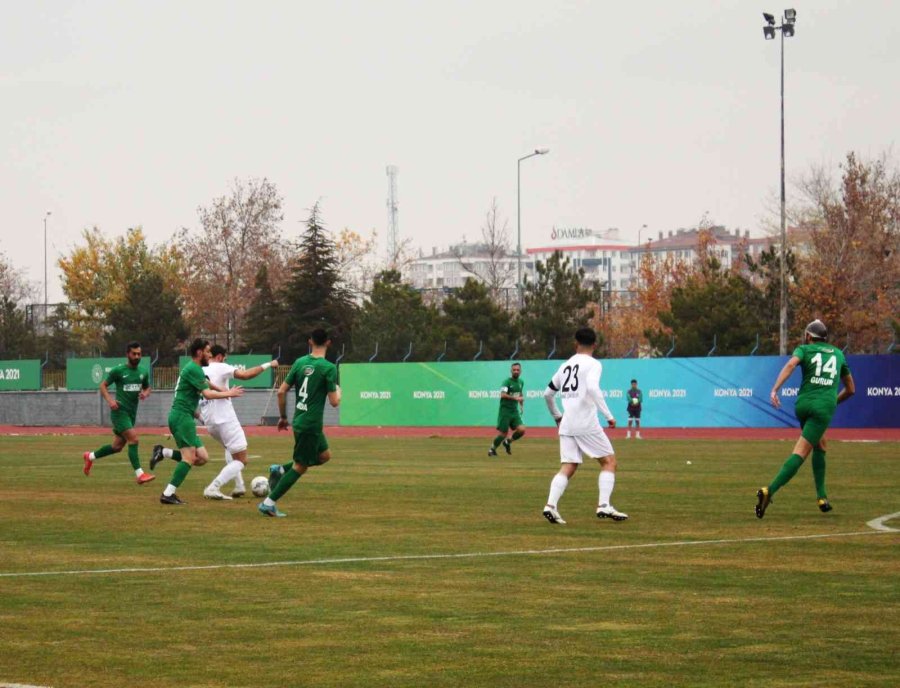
[763,8,796,355]
[43,211,52,309]
[517,148,550,308]
[635,223,647,291]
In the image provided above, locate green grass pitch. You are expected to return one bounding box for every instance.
[0,434,897,687]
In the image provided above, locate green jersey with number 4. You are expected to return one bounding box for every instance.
[285,355,337,432]
[792,342,850,407]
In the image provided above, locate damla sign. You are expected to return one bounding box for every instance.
[551,227,593,241]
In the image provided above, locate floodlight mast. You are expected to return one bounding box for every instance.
[762,9,796,355]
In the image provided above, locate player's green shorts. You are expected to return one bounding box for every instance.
[496,409,523,433]
[795,397,836,446]
[167,411,204,449]
[111,409,136,436]
[292,430,329,467]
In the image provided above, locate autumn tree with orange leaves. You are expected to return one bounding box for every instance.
[792,152,900,353]
[177,178,289,350]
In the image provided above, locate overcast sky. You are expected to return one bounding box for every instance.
[2,0,898,302]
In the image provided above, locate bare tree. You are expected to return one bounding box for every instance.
[452,197,516,299]
[177,178,287,350]
[335,227,380,301]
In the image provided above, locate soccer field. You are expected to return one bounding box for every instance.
[0,434,897,688]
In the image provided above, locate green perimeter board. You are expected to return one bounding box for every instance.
[0,359,41,391]
[341,361,563,426]
[178,354,273,388]
[66,357,152,390]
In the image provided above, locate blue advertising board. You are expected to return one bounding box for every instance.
[340,355,899,428]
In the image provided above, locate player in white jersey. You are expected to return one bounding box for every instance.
[151,344,278,500]
[541,327,628,524]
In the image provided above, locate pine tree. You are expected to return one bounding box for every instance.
[280,203,356,361]
[241,265,285,357]
[518,251,604,358]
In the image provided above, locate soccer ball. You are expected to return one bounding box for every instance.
[251,476,270,498]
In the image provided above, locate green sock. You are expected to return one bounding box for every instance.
[93,444,116,459]
[169,461,192,488]
[127,444,141,470]
[812,448,827,499]
[270,467,302,501]
[511,429,525,442]
[492,435,505,449]
[172,450,182,461]
[769,453,805,496]
[282,461,293,472]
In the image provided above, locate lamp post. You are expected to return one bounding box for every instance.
[635,223,647,291]
[763,9,796,355]
[43,210,52,309]
[517,148,549,308]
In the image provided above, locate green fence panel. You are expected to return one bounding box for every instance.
[340,361,560,427]
[66,358,152,390]
[178,355,273,388]
[0,360,42,391]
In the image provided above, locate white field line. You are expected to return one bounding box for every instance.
[0,529,894,580]
[866,511,900,532]
[0,683,53,687]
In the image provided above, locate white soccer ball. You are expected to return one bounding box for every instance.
[251,476,270,498]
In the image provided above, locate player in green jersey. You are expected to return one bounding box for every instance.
[82,341,156,484]
[488,362,526,457]
[159,338,244,505]
[259,328,341,517]
[756,319,856,518]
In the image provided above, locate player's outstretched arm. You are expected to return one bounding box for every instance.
[235,360,278,380]
[837,373,856,404]
[769,356,801,409]
[201,386,243,400]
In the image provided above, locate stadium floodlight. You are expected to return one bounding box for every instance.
[517,148,551,308]
[761,10,798,355]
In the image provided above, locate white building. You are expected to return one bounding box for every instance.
[405,242,526,291]
[526,227,635,292]
[405,226,779,299]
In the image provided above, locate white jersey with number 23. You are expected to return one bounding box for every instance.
[544,353,614,435]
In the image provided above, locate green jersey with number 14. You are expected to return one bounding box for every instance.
[285,354,338,432]
[792,342,850,406]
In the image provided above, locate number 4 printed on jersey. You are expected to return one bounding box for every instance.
[296,376,309,411]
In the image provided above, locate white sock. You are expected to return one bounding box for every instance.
[210,460,244,490]
[162,448,175,458]
[547,473,569,508]
[88,452,97,460]
[263,497,276,507]
[233,468,246,491]
[135,468,144,477]
[626,431,631,438]
[599,470,615,506]
[163,484,177,497]
[224,449,233,464]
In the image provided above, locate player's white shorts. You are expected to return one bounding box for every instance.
[559,431,614,463]
[206,420,248,454]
